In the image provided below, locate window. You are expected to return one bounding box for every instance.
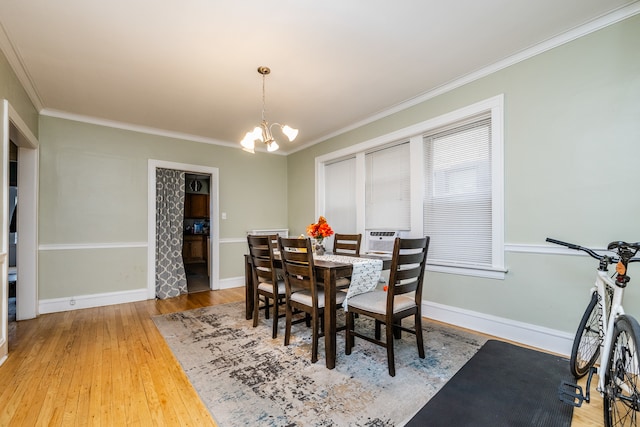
[316,95,504,279]
[424,117,492,268]
[365,142,410,230]
[324,157,357,233]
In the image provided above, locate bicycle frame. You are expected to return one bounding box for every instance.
[593,269,626,395]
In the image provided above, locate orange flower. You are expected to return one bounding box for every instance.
[306,216,334,241]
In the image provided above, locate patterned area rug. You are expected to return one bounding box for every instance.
[153,302,487,427]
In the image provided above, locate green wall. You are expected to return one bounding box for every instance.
[38,116,288,298]
[287,14,640,333]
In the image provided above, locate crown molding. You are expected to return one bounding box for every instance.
[289,2,640,154]
[40,108,240,148]
[0,21,44,111]
[1,3,638,154]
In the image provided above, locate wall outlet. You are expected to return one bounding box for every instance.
[221,212,227,220]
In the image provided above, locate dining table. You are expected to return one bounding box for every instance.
[244,251,391,369]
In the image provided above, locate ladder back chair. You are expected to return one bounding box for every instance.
[247,234,286,339]
[277,236,346,363]
[345,236,430,376]
[333,233,362,256]
[333,233,363,288]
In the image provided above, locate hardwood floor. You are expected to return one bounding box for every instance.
[1,288,243,426]
[1,287,603,426]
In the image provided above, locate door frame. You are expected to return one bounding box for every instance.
[147,159,219,298]
[0,100,39,365]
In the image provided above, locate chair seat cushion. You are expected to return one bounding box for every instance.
[335,277,351,288]
[290,289,347,308]
[347,291,415,314]
[258,280,286,295]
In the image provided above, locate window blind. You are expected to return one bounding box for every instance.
[365,142,410,230]
[324,157,357,233]
[423,117,492,267]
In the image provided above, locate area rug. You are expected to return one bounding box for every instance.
[405,340,574,427]
[153,301,487,426]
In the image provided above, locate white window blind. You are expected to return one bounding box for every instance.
[423,117,492,267]
[365,142,410,230]
[324,157,357,233]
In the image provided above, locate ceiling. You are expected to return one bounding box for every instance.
[0,1,637,154]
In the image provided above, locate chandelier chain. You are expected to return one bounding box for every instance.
[262,72,266,122]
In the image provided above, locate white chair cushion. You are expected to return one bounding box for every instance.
[335,277,351,288]
[290,289,346,308]
[258,280,286,295]
[347,291,415,315]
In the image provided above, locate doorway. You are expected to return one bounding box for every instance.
[147,160,220,299]
[7,144,17,324]
[183,173,211,293]
[1,100,39,366]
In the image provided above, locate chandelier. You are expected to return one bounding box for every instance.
[240,66,298,153]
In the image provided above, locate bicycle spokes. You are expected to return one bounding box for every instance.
[607,329,640,426]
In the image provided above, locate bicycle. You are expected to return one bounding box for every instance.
[547,238,640,426]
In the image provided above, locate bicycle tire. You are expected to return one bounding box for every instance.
[604,314,640,427]
[570,291,602,378]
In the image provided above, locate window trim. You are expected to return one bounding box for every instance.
[315,94,505,279]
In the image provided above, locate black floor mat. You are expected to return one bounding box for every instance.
[405,340,574,427]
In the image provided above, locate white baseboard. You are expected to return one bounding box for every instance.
[423,300,574,356]
[38,280,246,314]
[39,288,149,314]
[218,276,245,290]
[36,277,573,356]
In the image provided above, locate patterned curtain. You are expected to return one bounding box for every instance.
[155,168,188,299]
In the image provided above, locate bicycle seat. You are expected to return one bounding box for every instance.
[607,241,640,251]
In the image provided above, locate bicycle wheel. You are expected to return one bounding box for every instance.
[570,291,602,378]
[604,315,640,427]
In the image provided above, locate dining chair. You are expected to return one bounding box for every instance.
[277,236,347,363]
[345,236,430,376]
[333,233,362,255]
[247,234,286,339]
[332,233,363,288]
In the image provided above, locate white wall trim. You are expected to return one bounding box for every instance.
[221,271,573,355]
[39,242,148,251]
[1,4,636,157]
[0,23,44,111]
[41,109,238,149]
[39,288,148,314]
[423,300,573,356]
[220,237,246,245]
[505,243,606,256]
[219,276,245,290]
[289,2,640,154]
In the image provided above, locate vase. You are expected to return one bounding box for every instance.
[314,239,325,255]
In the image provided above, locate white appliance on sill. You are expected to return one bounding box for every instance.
[247,229,289,237]
[365,230,400,254]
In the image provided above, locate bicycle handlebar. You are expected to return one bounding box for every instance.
[546,237,640,263]
[546,238,607,261]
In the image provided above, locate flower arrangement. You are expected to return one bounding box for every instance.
[306,215,334,244]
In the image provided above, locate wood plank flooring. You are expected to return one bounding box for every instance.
[1,288,603,426]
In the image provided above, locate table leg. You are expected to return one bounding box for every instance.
[245,256,254,320]
[324,268,337,369]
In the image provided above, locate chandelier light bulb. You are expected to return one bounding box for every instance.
[267,140,279,152]
[281,125,298,142]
